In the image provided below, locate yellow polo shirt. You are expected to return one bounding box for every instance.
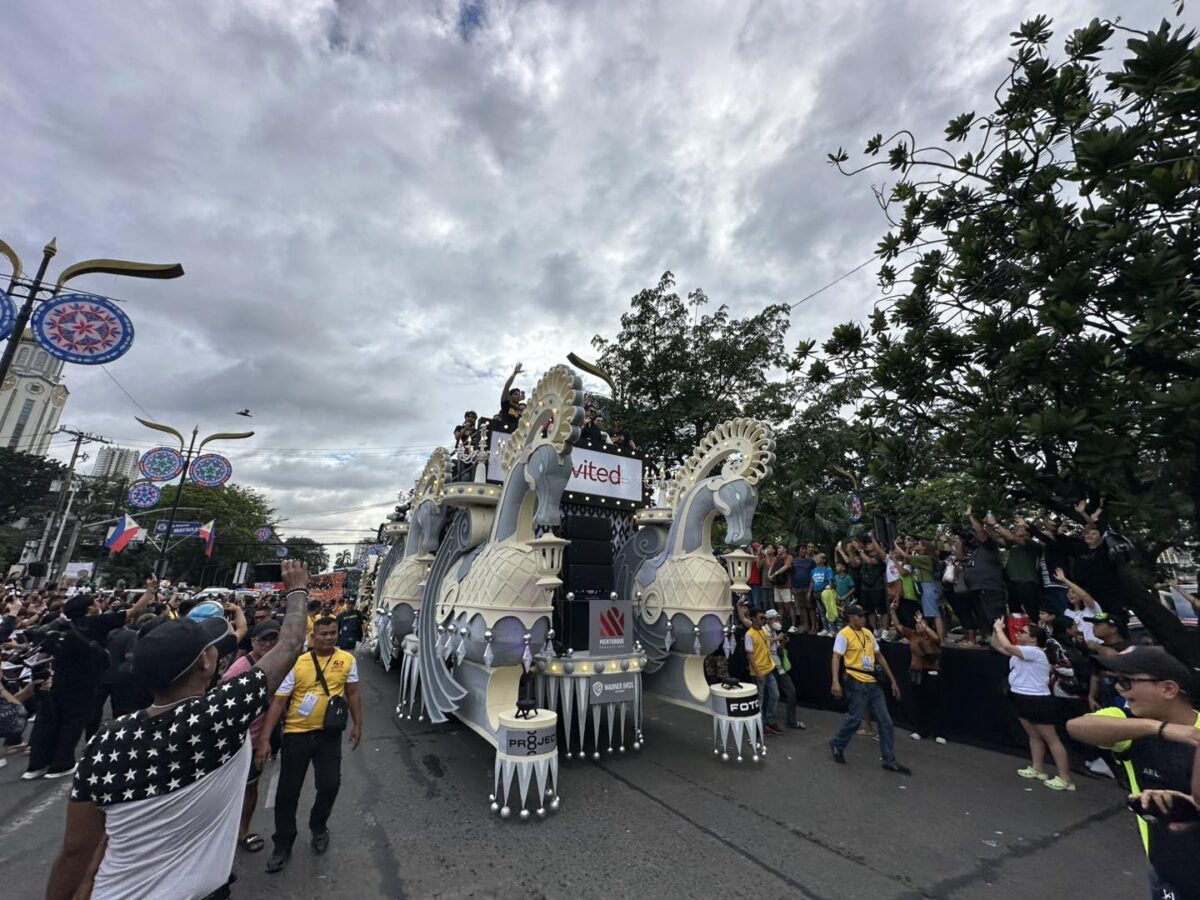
[834,626,878,683]
[277,649,358,734]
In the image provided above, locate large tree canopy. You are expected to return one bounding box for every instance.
[591,271,799,465]
[810,15,1199,564]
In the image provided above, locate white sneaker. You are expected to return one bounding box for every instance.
[44,765,76,779]
[1086,758,1115,779]
[787,626,798,634]
[910,732,922,741]
[21,768,46,780]
[935,737,947,745]
[0,757,7,768]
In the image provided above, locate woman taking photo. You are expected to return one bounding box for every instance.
[990,617,1075,791]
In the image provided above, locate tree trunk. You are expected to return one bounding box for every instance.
[1115,565,1200,670]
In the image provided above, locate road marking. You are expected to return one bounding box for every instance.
[0,782,70,841]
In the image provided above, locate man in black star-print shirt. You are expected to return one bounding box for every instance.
[45,562,313,900]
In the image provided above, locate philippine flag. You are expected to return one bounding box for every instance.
[105,515,140,554]
[198,520,216,558]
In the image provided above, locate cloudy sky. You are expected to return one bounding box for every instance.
[3,0,1144,554]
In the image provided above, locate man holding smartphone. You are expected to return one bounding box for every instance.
[1067,647,1200,900]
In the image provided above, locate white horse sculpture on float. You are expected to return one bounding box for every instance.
[615,417,775,694]
[414,364,585,734]
[374,447,452,669]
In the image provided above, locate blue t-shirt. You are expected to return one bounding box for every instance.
[792,556,816,589]
[810,566,834,592]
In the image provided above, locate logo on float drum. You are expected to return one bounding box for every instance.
[724,696,761,717]
[598,606,625,638]
[591,681,604,699]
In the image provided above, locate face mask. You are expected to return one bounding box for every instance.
[771,622,782,632]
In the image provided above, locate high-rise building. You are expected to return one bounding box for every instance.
[0,330,69,456]
[91,446,141,481]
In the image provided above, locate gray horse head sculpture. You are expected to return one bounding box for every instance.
[714,478,759,547]
[410,497,450,553]
[525,444,572,529]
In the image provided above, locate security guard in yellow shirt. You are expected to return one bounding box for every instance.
[829,604,910,774]
[256,616,362,873]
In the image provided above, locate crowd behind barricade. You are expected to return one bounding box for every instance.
[1,564,369,898]
[721,502,1200,900]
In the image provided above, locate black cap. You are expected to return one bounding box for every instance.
[250,620,280,640]
[132,617,233,689]
[1083,612,1114,624]
[1097,647,1195,695]
[844,604,866,617]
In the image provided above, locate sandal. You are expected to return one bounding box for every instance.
[1017,767,1049,780]
[241,834,265,853]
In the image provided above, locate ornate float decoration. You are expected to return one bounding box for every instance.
[376,449,451,673]
[614,417,775,761]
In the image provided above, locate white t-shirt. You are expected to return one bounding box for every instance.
[885,557,900,584]
[1064,604,1099,644]
[74,668,269,900]
[1008,646,1052,696]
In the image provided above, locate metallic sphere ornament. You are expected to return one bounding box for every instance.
[736,755,744,763]
[458,626,469,637]
[633,741,642,751]
[536,807,546,818]
[189,453,232,488]
[490,802,499,813]
[721,752,729,762]
[483,629,493,640]
[549,797,560,812]
[563,662,574,674]
[752,754,760,763]
[619,745,625,753]
[519,809,530,821]
[546,628,555,640]
[499,806,511,818]
[138,447,184,482]
[592,751,600,761]
[488,793,496,802]
[31,294,134,365]
[620,659,630,671]
[545,788,555,798]
[713,747,720,755]
[564,751,573,760]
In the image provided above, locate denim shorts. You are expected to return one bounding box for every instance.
[920,581,941,618]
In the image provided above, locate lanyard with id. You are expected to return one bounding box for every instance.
[296,654,333,718]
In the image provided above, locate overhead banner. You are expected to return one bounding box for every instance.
[487,431,643,503]
[153,520,202,537]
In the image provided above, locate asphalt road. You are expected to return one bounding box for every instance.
[1,655,1146,900]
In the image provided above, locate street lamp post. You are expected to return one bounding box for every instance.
[0,237,184,386]
[134,418,253,580]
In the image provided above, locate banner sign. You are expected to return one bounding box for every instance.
[497,722,557,757]
[153,520,202,537]
[588,672,637,706]
[487,431,643,503]
[588,599,633,654]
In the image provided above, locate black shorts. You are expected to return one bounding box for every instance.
[949,591,982,631]
[859,588,887,616]
[1009,692,1063,725]
[895,598,921,629]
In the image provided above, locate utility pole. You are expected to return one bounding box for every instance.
[37,426,108,585]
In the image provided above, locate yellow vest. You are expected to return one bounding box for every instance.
[280,649,355,734]
[746,627,775,677]
[838,626,878,683]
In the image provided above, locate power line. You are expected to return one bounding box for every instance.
[98,365,157,420]
[787,256,876,313]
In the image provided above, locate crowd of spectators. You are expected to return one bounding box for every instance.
[729,501,1200,899]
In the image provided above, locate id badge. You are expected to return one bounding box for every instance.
[297,692,319,717]
[861,655,874,672]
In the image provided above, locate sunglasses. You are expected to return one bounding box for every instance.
[1113,675,1163,691]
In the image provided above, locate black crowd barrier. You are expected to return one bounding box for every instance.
[732,633,1030,755]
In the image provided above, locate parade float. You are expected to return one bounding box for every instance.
[385,360,775,819]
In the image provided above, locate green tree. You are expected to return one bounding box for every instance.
[103,482,278,586]
[811,11,1199,662]
[0,449,66,569]
[591,271,800,464]
[284,536,329,574]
